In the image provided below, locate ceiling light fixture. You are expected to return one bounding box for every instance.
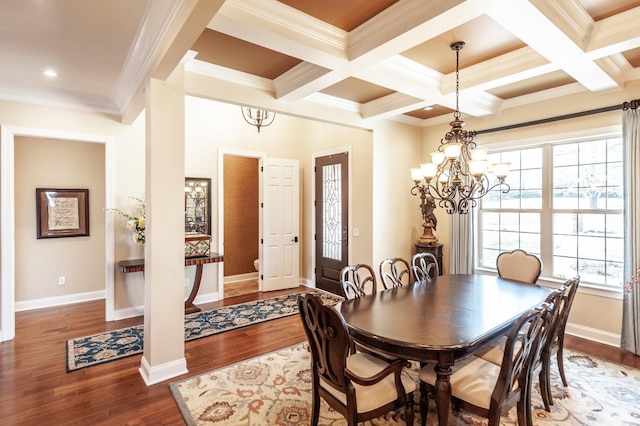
[411,41,510,214]
[241,106,275,133]
[43,69,57,78]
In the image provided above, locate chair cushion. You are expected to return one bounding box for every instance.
[320,352,416,413]
[419,356,503,410]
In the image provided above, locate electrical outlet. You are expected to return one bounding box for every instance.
[58,276,65,286]
[184,278,189,287]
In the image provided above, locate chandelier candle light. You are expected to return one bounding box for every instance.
[411,41,510,214]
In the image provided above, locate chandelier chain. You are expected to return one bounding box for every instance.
[454,44,460,120]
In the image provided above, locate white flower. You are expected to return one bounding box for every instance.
[105,196,146,245]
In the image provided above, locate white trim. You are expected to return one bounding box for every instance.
[139,355,188,386]
[0,126,114,342]
[15,291,105,312]
[311,146,352,287]
[217,148,267,294]
[566,322,621,347]
[224,272,259,283]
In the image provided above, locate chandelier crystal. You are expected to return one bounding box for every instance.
[241,106,275,133]
[411,41,510,214]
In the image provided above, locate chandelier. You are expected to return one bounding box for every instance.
[241,106,275,133]
[411,41,510,214]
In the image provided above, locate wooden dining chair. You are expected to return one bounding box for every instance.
[543,276,580,409]
[379,257,412,289]
[419,301,550,426]
[341,264,377,299]
[496,249,542,284]
[297,293,415,426]
[477,286,566,413]
[411,252,439,281]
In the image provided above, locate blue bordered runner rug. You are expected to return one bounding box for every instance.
[66,289,341,372]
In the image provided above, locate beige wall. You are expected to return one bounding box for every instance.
[371,120,424,266]
[14,137,105,302]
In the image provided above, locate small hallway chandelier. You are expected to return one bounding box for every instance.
[241,106,275,133]
[411,41,510,214]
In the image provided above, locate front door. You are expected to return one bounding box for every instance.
[261,158,300,291]
[315,152,349,295]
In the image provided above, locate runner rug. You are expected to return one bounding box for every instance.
[66,289,341,372]
[170,342,640,425]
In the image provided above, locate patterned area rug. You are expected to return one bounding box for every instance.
[170,342,640,425]
[66,289,341,372]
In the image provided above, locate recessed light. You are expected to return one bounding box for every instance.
[43,69,58,78]
[423,106,434,111]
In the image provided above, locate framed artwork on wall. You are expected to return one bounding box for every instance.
[36,188,89,239]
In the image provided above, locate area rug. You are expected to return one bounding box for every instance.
[66,289,341,372]
[170,342,640,425]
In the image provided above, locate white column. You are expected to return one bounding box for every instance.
[139,63,187,385]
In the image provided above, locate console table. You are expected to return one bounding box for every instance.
[118,253,224,314]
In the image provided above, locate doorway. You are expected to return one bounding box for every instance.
[222,152,261,298]
[314,152,349,295]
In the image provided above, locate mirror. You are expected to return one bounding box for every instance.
[185,177,211,235]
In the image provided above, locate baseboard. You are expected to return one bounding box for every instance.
[15,290,105,312]
[566,322,621,347]
[112,291,221,321]
[139,355,188,386]
[224,272,258,283]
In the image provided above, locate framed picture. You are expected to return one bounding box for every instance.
[36,188,89,239]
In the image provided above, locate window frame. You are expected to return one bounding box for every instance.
[474,126,624,299]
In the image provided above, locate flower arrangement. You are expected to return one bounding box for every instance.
[105,196,146,245]
[625,265,640,294]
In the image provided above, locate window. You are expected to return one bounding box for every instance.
[478,136,624,289]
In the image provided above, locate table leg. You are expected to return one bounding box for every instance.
[434,363,452,425]
[184,264,204,314]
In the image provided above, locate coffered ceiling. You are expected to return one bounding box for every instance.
[1,0,639,126]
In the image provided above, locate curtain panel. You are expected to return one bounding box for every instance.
[621,104,640,354]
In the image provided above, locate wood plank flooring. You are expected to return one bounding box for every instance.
[1,287,638,425]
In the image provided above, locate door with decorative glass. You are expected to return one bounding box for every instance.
[315,152,349,295]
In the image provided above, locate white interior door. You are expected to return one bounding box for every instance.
[261,158,300,291]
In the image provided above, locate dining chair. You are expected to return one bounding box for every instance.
[297,293,415,426]
[341,263,377,299]
[496,249,542,284]
[476,286,566,413]
[411,252,439,281]
[418,301,550,426]
[543,276,581,408]
[379,257,412,289]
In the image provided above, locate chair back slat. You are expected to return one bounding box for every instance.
[379,257,412,289]
[341,264,377,299]
[298,293,351,391]
[411,252,439,281]
[492,301,550,406]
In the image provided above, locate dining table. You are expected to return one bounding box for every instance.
[338,273,551,425]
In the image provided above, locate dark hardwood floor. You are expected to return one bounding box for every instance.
[1,286,638,425]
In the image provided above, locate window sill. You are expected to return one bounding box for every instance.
[474,267,623,300]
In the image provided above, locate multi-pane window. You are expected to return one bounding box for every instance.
[478,136,624,289]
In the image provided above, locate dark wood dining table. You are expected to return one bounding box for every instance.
[338,273,551,425]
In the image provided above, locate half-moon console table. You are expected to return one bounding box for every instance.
[118,253,224,314]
